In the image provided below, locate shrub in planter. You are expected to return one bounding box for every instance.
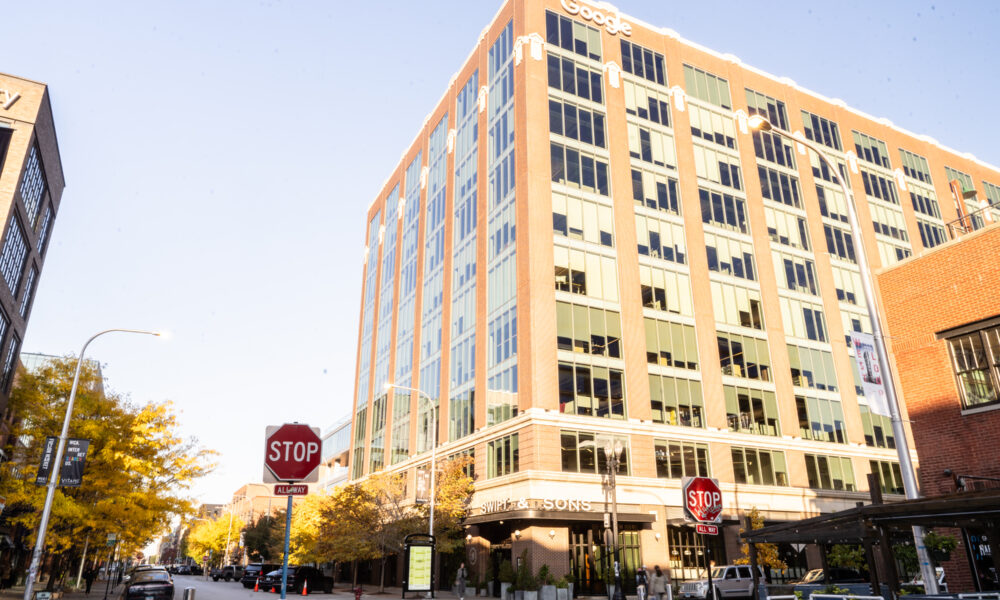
[923,531,958,563]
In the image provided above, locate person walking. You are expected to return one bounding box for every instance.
[636,566,649,600]
[84,567,97,594]
[649,566,667,600]
[455,562,468,600]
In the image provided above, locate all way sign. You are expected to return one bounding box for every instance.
[275,484,308,496]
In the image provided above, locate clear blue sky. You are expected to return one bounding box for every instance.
[4,0,999,507]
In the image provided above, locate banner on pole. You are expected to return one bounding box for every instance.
[59,439,90,487]
[852,331,890,417]
[415,468,430,504]
[35,437,58,486]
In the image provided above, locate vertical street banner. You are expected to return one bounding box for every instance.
[34,436,58,486]
[415,467,430,504]
[59,439,91,487]
[852,331,890,416]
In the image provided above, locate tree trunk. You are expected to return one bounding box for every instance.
[380,557,386,593]
[46,554,64,592]
[352,560,358,588]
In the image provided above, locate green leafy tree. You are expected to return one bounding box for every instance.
[735,507,787,571]
[243,512,285,562]
[827,545,865,570]
[0,357,215,589]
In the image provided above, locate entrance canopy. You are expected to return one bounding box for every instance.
[740,489,1000,544]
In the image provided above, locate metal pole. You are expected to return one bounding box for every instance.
[759,121,938,594]
[607,449,623,600]
[224,506,234,566]
[281,493,293,599]
[76,533,90,589]
[24,328,160,600]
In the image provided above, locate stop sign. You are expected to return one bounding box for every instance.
[263,423,322,483]
[683,477,723,523]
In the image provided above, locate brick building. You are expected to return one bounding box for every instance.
[347,0,1000,591]
[878,223,1000,591]
[0,73,64,428]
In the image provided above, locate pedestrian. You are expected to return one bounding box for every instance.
[649,566,667,600]
[85,567,97,594]
[455,562,467,600]
[0,560,10,591]
[636,565,649,600]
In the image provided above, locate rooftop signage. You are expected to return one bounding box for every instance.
[0,88,20,110]
[560,0,632,36]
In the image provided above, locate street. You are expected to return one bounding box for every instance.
[169,576,266,599]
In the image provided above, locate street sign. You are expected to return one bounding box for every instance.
[59,439,90,487]
[274,484,308,496]
[263,423,322,483]
[682,477,723,524]
[106,533,117,547]
[34,437,58,486]
[695,524,718,535]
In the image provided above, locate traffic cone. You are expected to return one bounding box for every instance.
[301,579,309,596]
[254,577,260,592]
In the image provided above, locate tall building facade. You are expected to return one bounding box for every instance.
[0,73,64,419]
[348,0,1000,589]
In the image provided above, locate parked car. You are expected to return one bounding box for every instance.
[175,565,192,575]
[241,563,282,588]
[679,565,765,600]
[124,565,165,584]
[190,564,204,576]
[212,564,244,581]
[122,570,174,600]
[261,565,332,594]
[794,568,867,584]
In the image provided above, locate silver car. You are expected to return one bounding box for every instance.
[679,565,763,600]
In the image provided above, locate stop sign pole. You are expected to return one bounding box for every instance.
[683,478,723,600]
[264,423,321,600]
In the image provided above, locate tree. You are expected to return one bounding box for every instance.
[365,471,422,592]
[735,507,786,572]
[243,512,286,562]
[826,545,866,570]
[322,483,378,585]
[0,356,216,588]
[290,495,331,565]
[185,514,245,566]
[423,455,474,554]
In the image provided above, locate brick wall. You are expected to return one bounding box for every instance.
[878,224,1000,593]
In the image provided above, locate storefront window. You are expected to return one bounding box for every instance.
[667,525,727,582]
[569,525,643,596]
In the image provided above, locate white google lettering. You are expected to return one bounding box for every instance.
[560,0,632,36]
[0,88,20,110]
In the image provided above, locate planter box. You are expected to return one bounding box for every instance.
[524,591,539,600]
[515,590,525,600]
[501,583,512,600]
[541,585,557,600]
[556,588,569,600]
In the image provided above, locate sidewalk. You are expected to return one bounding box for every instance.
[0,581,121,600]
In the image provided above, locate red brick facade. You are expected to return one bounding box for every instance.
[878,223,1000,592]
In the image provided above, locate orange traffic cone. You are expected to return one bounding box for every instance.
[271,586,277,593]
[301,579,309,596]
[255,577,260,592]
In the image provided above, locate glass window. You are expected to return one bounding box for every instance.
[947,326,1000,409]
[724,385,780,436]
[805,454,856,491]
[621,40,665,85]
[801,110,842,151]
[718,332,771,382]
[18,144,47,227]
[710,281,763,330]
[487,433,519,478]
[562,431,629,475]
[0,217,28,295]
[546,11,602,61]
[852,131,891,169]
[655,440,709,478]
[558,361,626,419]
[732,447,788,486]
[640,265,693,315]
[683,65,731,109]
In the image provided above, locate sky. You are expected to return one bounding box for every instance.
[3,0,999,511]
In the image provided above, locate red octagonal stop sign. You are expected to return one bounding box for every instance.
[263,423,322,483]
[683,477,723,524]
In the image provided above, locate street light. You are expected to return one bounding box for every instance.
[603,440,625,600]
[745,114,938,594]
[24,328,163,600]
[383,382,437,537]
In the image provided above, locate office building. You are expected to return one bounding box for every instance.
[0,73,65,417]
[347,0,1000,590]
[878,223,1000,592]
[319,416,351,493]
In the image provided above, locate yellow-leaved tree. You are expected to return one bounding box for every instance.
[185,514,245,567]
[0,357,216,590]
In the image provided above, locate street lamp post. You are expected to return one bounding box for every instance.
[746,114,938,594]
[384,383,437,536]
[24,328,162,600]
[603,440,625,600]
